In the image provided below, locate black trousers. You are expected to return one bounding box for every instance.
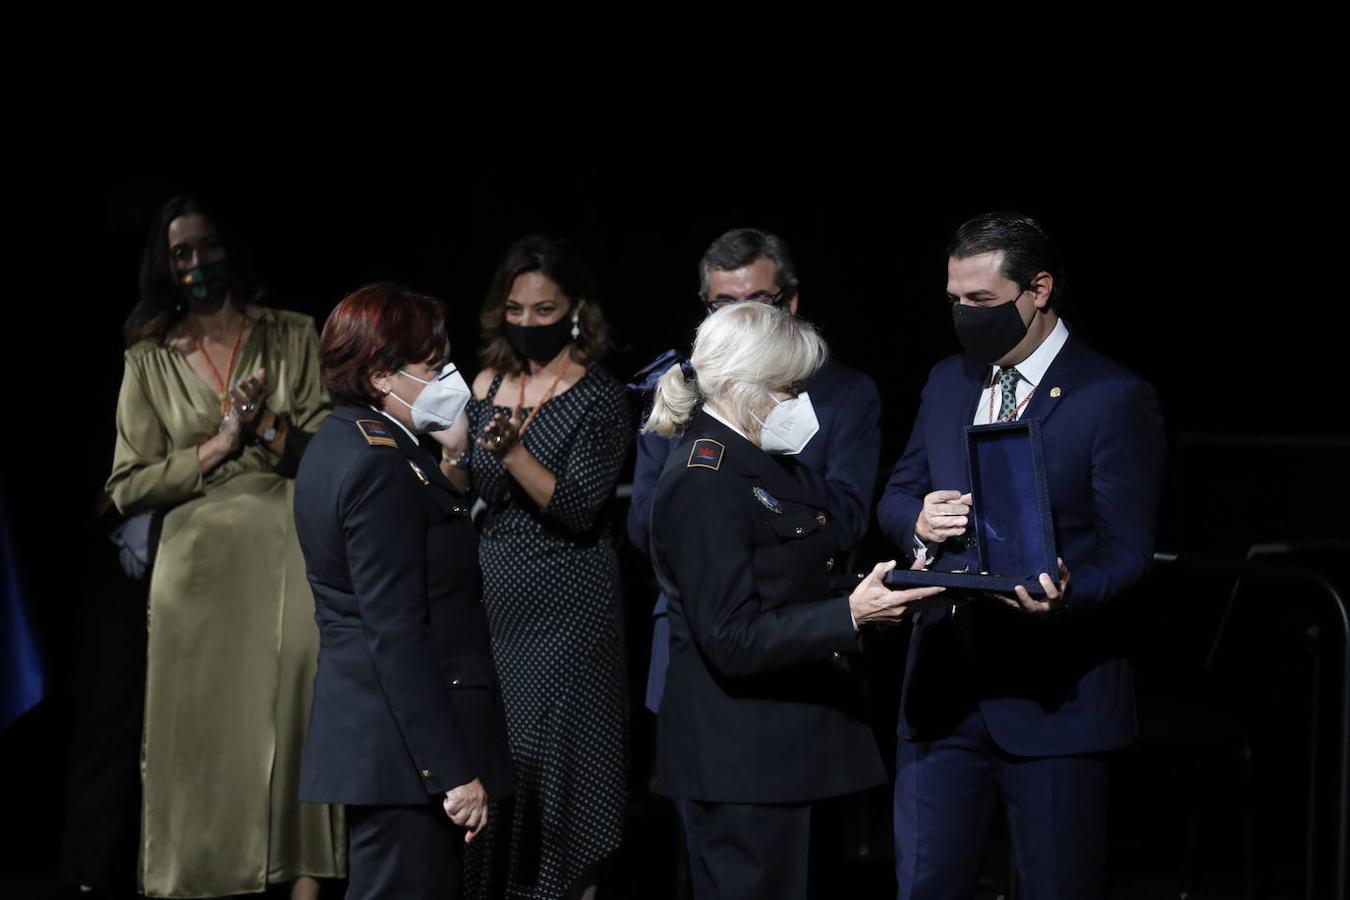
[683,799,813,900]
[347,803,464,900]
[60,549,147,891]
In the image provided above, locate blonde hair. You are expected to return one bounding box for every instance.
[643,303,828,438]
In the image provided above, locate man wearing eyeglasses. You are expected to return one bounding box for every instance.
[877,211,1165,898]
[628,227,882,717]
[626,226,882,893]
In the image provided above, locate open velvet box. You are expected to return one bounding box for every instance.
[884,420,1059,597]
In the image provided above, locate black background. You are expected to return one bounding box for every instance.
[3,121,1347,896]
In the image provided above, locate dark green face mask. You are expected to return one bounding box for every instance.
[177,259,232,304]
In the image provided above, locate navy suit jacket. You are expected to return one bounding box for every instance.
[294,405,513,805]
[629,358,881,711]
[650,410,887,803]
[877,332,1165,756]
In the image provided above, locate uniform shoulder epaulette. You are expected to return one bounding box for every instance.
[687,438,725,471]
[355,418,398,448]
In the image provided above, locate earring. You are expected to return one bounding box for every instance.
[571,313,580,340]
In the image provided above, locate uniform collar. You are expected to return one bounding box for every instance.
[686,408,823,508]
[367,404,419,445]
[331,404,464,495]
[702,401,752,441]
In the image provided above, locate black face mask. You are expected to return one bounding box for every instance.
[505,314,574,363]
[951,293,1030,364]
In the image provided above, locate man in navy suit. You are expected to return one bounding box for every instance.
[877,212,1165,899]
[628,227,881,713]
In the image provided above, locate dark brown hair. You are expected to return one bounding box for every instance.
[479,235,611,373]
[320,283,448,406]
[123,193,261,347]
[948,211,1067,311]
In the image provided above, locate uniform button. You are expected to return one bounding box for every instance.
[825,557,835,571]
[831,651,842,660]
[420,769,433,778]
[816,512,827,525]
[794,526,804,535]
[450,678,461,686]
[965,535,977,548]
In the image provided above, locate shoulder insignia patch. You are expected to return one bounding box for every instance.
[355,418,398,448]
[687,438,725,471]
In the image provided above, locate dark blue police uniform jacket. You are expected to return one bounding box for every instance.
[650,410,887,803]
[630,358,880,712]
[877,334,1166,756]
[294,405,513,806]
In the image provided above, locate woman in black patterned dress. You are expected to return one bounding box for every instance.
[445,235,630,900]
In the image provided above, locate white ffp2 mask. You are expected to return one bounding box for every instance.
[392,365,471,433]
[755,392,819,455]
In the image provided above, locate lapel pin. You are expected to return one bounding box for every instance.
[752,486,783,514]
[1049,386,1062,398]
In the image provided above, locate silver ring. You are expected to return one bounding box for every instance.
[241,403,254,413]
[493,435,502,445]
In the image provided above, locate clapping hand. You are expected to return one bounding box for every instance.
[478,411,521,457]
[220,368,268,449]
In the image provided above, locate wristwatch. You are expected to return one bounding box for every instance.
[444,450,472,468]
[255,414,281,444]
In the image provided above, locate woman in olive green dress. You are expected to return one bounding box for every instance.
[107,195,345,898]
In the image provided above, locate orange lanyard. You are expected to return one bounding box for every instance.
[516,370,564,437]
[196,320,248,414]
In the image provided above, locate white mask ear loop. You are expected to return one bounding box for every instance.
[385,370,424,411]
[394,365,471,433]
[751,391,783,427]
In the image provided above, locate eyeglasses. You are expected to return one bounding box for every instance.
[703,287,790,313]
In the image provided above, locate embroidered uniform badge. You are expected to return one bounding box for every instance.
[687,438,724,471]
[355,419,398,448]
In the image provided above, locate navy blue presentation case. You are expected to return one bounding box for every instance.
[883,420,1060,597]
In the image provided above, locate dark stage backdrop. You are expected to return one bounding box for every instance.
[51,157,1340,541]
[3,151,1345,894]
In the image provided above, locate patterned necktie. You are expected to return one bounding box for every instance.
[997,366,1022,421]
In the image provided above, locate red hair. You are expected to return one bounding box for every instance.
[320,283,448,406]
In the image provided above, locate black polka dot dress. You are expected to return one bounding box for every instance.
[463,367,631,900]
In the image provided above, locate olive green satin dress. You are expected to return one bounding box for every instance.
[107,309,346,898]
